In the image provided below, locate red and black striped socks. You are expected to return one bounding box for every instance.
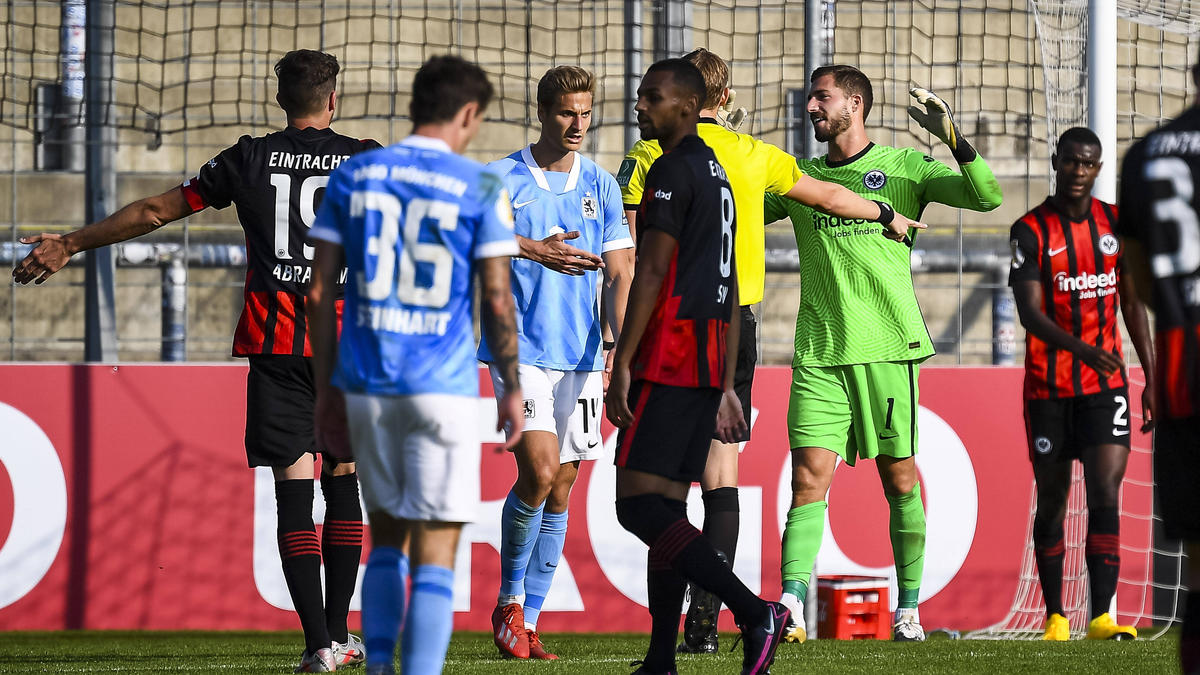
[320,472,364,645]
[616,494,765,629]
[1033,515,1066,617]
[275,479,330,654]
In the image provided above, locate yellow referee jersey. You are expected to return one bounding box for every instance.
[616,118,802,305]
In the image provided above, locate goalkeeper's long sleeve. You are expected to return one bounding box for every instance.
[923,154,1003,212]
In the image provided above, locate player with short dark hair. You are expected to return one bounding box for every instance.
[605,57,791,675]
[616,48,924,653]
[767,64,1003,643]
[308,54,523,675]
[13,48,378,673]
[809,64,874,120]
[1116,63,1200,669]
[1010,126,1155,641]
[275,49,340,118]
[481,65,634,661]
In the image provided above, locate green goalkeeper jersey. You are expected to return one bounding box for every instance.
[765,142,1002,367]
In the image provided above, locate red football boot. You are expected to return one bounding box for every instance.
[491,603,530,658]
[526,629,559,660]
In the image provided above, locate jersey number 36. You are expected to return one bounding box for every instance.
[350,190,458,308]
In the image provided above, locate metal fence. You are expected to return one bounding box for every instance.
[2,1,1195,363]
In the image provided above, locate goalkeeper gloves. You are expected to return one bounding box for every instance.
[907,87,976,163]
[716,88,749,132]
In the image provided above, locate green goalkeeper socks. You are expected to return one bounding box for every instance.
[781,501,827,591]
[887,483,926,609]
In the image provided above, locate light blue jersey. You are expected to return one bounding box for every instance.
[477,146,632,371]
[310,135,518,397]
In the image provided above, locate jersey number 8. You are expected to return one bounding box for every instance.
[350,190,459,308]
[719,186,734,278]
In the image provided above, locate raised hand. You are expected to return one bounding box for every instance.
[907,87,961,150]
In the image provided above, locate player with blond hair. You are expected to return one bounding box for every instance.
[481,65,634,660]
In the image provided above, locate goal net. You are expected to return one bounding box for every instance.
[966,374,1184,640]
[965,2,1196,638]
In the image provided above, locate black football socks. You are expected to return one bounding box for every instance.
[320,471,364,644]
[276,479,330,654]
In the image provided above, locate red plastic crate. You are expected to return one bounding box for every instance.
[816,575,891,640]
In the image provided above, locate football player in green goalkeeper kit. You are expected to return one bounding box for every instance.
[767,65,1003,642]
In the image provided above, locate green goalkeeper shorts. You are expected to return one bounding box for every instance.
[787,360,920,466]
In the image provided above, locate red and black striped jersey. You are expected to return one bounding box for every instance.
[1117,106,1200,419]
[179,126,380,357]
[1009,198,1127,400]
[632,135,736,390]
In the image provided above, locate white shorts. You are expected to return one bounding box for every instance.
[490,363,603,462]
[343,392,481,523]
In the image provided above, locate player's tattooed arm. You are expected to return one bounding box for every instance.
[480,255,524,450]
[783,174,927,242]
[1012,279,1124,377]
[517,233,604,276]
[1118,257,1157,431]
[605,229,675,429]
[309,240,353,461]
[12,186,194,285]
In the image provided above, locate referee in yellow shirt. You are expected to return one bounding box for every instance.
[617,48,922,654]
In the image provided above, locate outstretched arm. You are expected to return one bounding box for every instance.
[13,186,195,284]
[921,157,1004,212]
[784,174,927,242]
[516,232,604,275]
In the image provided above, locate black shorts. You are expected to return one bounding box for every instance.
[244,354,322,468]
[1155,415,1200,540]
[1023,387,1132,464]
[711,305,757,443]
[615,380,722,483]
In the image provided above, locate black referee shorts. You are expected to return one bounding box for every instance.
[1155,415,1200,541]
[710,305,757,443]
[244,354,322,468]
[615,379,722,484]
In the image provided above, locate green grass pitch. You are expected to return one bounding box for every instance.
[0,630,1180,673]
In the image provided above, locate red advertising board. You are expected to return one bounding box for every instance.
[0,364,1155,632]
